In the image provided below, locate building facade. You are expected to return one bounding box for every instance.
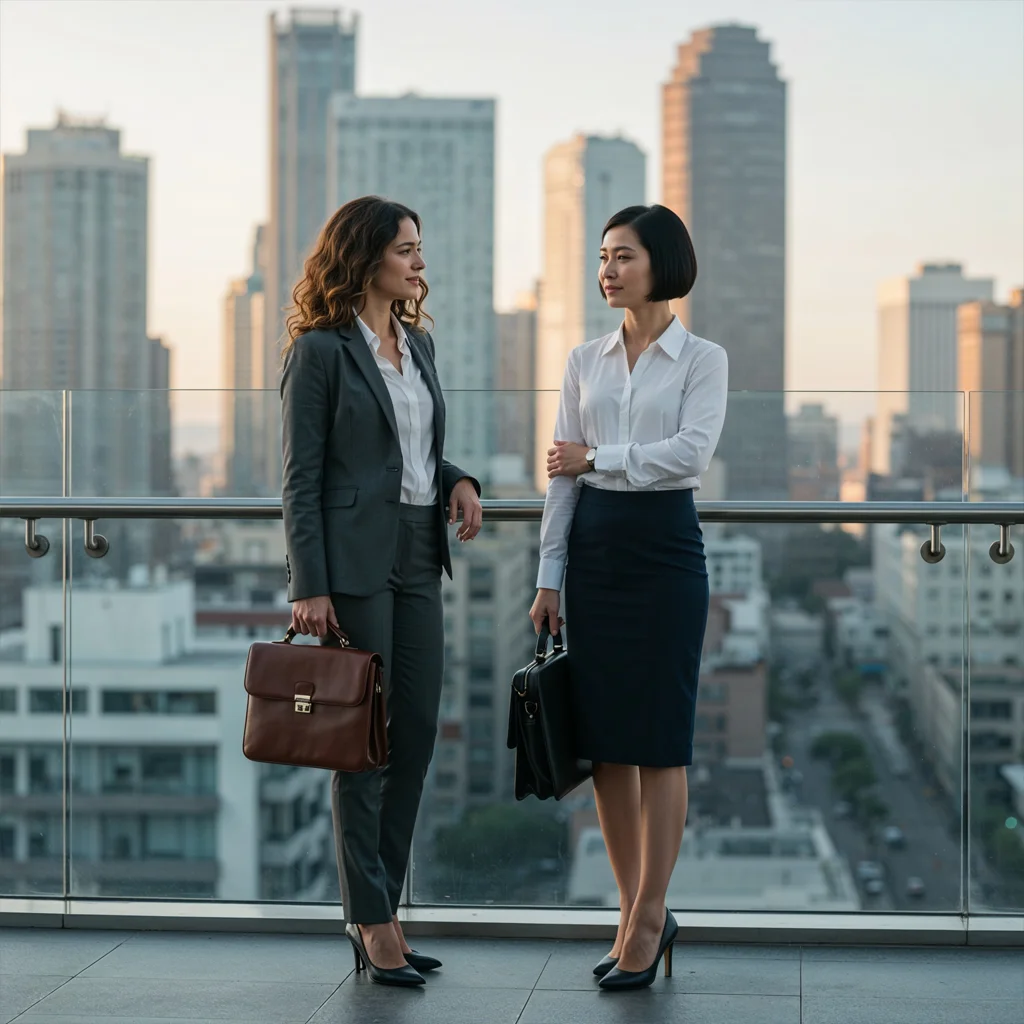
[495,291,538,487]
[535,134,646,492]
[788,403,839,501]
[662,24,787,499]
[326,93,496,477]
[265,8,358,489]
[957,290,1024,482]
[874,263,994,473]
[1,114,168,501]
[222,226,278,496]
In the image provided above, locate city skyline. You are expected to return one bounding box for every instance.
[0,0,1022,433]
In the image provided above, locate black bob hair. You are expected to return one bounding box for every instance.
[600,204,697,303]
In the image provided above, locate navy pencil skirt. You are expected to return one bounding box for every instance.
[564,485,709,768]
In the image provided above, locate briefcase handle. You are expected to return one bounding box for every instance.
[535,623,565,662]
[282,623,351,647]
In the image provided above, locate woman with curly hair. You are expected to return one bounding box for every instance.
[281,196,482,987]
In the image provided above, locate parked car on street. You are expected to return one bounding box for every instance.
[906,876,926,898]
[856,860,884,882]
[864,877,885,896]
[883,825,906,848]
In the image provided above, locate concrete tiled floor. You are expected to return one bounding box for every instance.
[0,928,1021,1024]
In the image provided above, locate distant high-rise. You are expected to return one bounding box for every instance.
[495,290,538,487]
[958,289,1024,481]
[535,134,646,493]
[788,403,839,501]
[1,113,167,501]
[327,93,496,476]
[875,263,994,473]
[222,226,276,495]
[662,24,787,498]
[266,8,357,373]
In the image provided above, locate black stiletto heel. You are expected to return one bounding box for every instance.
[345,924,425,987]
[593,954,619,978]
[598,909,678,991]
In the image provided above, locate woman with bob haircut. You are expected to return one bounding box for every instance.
[530,203,728,990]
[281,196,482,987]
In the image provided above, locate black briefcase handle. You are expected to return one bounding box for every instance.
[534,623,565,662]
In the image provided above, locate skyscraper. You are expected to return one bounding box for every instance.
[266,8,357,379]
[495,290,538,487]
[327,93,496,476]
[1,114,167,502]
[535,134,646,493]
[662,25,787,499]
[222,226,275,495]
[875,263,994,473]
[958,289,1024,481]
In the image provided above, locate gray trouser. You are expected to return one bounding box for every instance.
[326,503,444,924]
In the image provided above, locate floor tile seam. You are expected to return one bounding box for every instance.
[5,974,78,1023]
[70,930,141,979]
[35,974,342,988]
[799,944,804,1024]
[514,948,554,1024]
[301,976,345,1024]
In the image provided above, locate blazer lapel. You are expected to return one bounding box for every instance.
[406,330,446,454]
[337,325,399,443]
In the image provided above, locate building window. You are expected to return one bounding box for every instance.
[0,825,14,858]
[468,692,492,709]
[102,691,216,715]
[50,624,62,664]
[0,689,16,713]
[29,689,87,714]
[0,754,15,794]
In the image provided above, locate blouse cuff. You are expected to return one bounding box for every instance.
[593,444,627,475]
[536,557,566,592]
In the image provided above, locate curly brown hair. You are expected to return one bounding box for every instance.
[282,196,431,357]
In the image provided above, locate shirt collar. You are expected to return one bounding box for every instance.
[600,316,688,361]
[355,313,409,354]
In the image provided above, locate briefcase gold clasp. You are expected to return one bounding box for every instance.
[295,696,312,714]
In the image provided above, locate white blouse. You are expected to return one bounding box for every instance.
[537,316,728,591]
[356,314,438,506]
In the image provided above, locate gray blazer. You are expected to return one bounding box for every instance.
[281,322,479,600]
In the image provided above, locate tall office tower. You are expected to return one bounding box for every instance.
[874,263,994,474]
[327,94,496,477]
[788,403,839,501]
[495,289,538,487]
[958,289,1024,481]
[222,226,276,495]
[535,135,646,493]
[662,25,787,499]
[1,114,164,506]
[265,7,358,485]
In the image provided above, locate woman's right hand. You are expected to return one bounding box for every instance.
[291,595,340,639]
[529,588,563,636]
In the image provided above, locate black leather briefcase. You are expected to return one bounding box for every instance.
[506,625,592,801]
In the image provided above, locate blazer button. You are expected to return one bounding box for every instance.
[386,467,399,473]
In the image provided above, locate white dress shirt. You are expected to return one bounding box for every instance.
[537,316,728,591]
[356,314,438,506]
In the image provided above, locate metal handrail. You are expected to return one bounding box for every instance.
[1,496,1021,524]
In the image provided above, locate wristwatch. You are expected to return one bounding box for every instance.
[585,447,598,472]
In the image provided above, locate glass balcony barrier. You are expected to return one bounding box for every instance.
[0,389,1021,941]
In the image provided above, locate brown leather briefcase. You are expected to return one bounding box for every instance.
[242,625,387,773]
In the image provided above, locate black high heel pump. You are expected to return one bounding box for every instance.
[598,909,677,991]
[346,924,425,987]
[592,954,619,978]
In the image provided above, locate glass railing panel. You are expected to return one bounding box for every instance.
[966,389,1024,912]
[412,516,966,911]
[65,514,341,901]
[0,391,67,896]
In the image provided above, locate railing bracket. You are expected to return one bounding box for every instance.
[83,520,109,559]
[920,524,946,563]
[24,519,50,559]
[989,525,1015,564]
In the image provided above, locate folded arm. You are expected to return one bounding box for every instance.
[593,346,728,488]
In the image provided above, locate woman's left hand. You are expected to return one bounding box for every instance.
[449,477,483,541]
[547,441,591,479]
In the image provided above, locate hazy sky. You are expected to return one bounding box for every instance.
[1,0,1022,427]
